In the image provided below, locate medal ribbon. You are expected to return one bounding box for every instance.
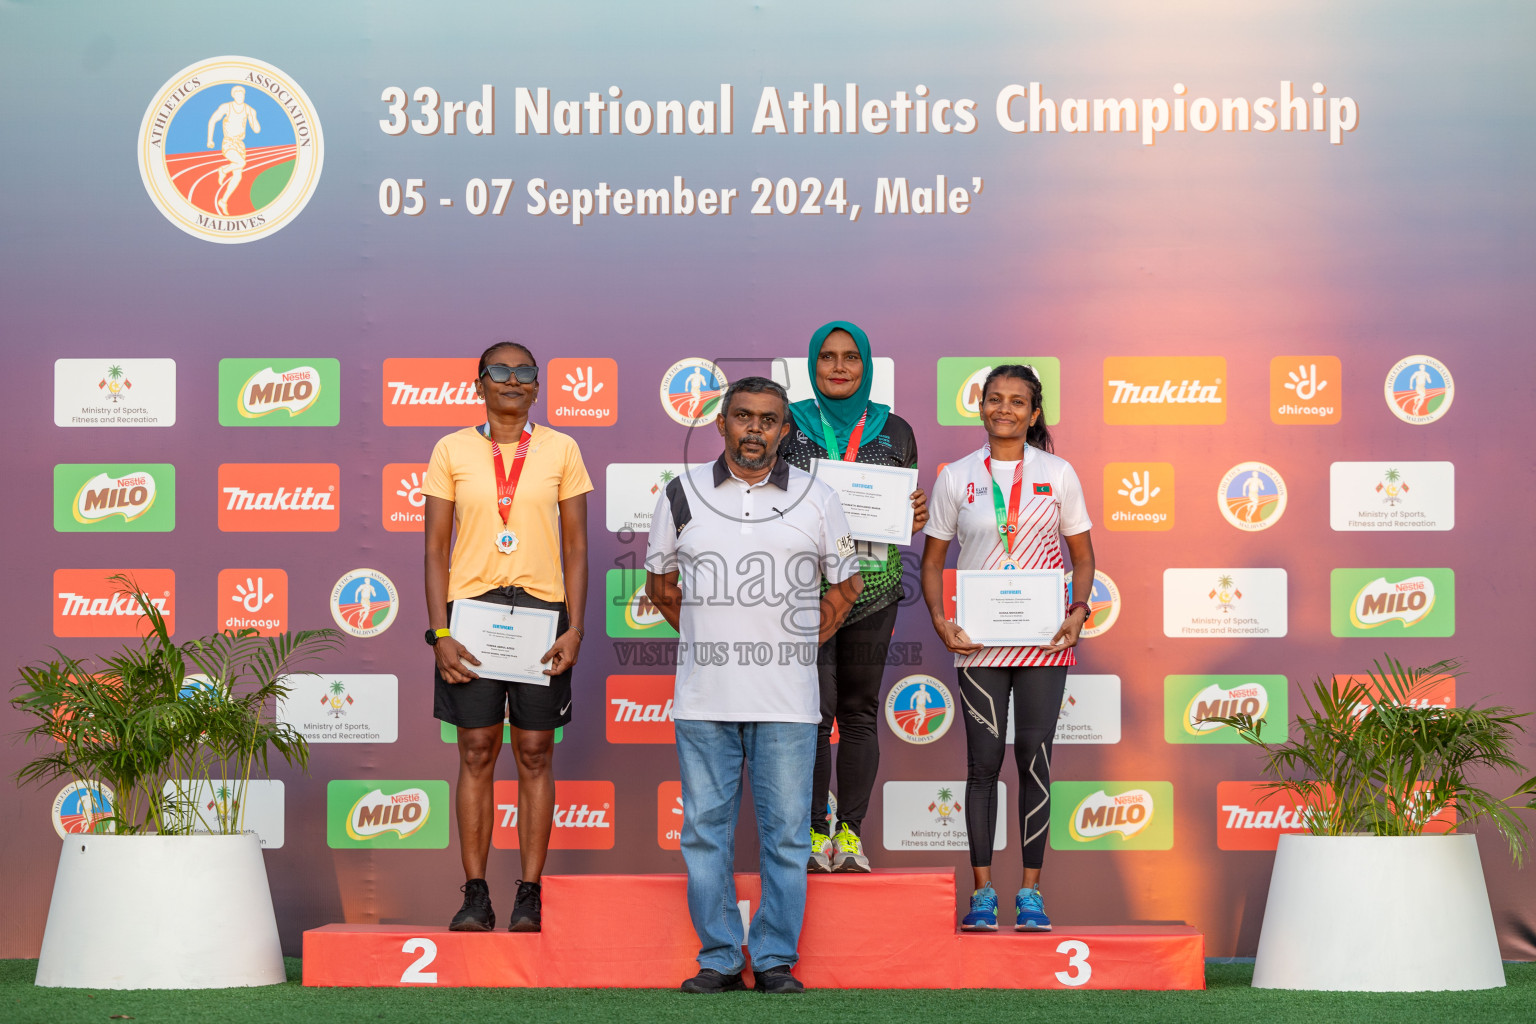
[984,454,1024,558]
[819,408,868,462]
[489,425,534,529]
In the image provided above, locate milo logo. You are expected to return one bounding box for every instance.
[347,787,430,840]
[626,581,666,631]
[326,779,449,849]
[218,357,340,426]
[1164,675,1287,744]
[54,464,176,533]
[1069,788,1155,841]
[1331,569,1455,638]
[75,470,157,523]
[1050,781,1174,851]
[1185,681,1269,734]
[240,365,322,418]
[605,569,678,639]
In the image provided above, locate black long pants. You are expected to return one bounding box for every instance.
[807,600,900,836]
[958,664,1068,870]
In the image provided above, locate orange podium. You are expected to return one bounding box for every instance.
[303,869,1204,989]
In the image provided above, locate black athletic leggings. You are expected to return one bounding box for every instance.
[958,664,1068,870]
[807,600,899,836]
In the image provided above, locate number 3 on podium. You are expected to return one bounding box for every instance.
[1054,939,1091,986]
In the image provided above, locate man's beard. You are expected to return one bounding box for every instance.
[731,434,772,470]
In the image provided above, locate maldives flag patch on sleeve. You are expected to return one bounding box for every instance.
[1033,483,1053,495]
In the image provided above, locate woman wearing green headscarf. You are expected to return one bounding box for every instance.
[779,320,928,872]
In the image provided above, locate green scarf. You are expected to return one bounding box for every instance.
[788,320,891,457]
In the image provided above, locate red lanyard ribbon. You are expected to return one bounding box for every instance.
[819,408,868,462]
[490,426,533,527]
[984,454,1024,557]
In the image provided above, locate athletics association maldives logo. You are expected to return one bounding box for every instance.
[52,781,116,838]
[1218,462,1287,531]
[659,358,728,427]
[330,569,399,638]
[884,674,954,745]
[1081,570,1121,639]
[1385,355,1453,425]
[138,57,323,243]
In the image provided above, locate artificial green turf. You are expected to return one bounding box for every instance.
[2,959,1532,1024]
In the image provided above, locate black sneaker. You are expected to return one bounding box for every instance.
[507,879,542,932]
[753,965,805,994]
[448,879,494,931]
[680,968,746,993]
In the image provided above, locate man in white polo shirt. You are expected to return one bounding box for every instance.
[646,376,863,995]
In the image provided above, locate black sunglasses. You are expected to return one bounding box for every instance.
[482,364,538,384]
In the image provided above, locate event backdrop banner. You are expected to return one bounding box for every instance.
[2,0,1532,960]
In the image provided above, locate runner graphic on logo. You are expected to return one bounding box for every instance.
[683,368,707,418]
[1241,471,1264,522]
[352,576,376,628]
[910,683,933,735]
[1408,363,1433,417]
[206,86,261,216]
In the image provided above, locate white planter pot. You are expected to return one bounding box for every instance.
[35,834,285,989]
[1253,834,1504,992]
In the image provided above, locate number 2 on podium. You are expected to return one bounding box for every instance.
[401,937,439,984]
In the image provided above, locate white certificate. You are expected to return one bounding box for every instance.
[955,569,1066,647]
[448,599,560,685]
[812,459,919,545]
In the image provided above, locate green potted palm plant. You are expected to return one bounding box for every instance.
[11,577,340,989]
[1216,655,1535,993]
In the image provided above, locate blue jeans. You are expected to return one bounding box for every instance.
[674,719,816,974]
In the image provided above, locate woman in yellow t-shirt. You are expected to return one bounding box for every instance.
[423,341,592,934]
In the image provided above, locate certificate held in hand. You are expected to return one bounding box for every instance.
[955,569,1066,646]
[812,458,919,545]
[448,598,560,685]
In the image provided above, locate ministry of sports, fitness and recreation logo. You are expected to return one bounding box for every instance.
[52,780,115,838]
[884,674,953,744]
[1384,355,1453,425]
[1218,461,1287,531]
[138,56,323,243]
[330,569,399,638]
[1080,570,1121,639]
[659,358,728,427]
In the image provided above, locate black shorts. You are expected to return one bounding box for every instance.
[433,587,574,733]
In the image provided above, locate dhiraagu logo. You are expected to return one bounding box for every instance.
[1164,675,1287,744]
[936,357,1061,427]
[1331,569,1455,637]
[219,358,340,425]
[605,569,678,638]
[327,780,448,849]
[1051,781,1173,850]
[54,464,176,532]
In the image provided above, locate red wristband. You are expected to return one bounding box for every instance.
[1066,601,1091,621]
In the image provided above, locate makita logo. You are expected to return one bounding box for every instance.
[493,779,616,849]
[53,569,177,637]
[381,358,485,426]
[503,803,612,829]
[611,697,674,723]
[1103,357,1227,425]
[1107,379,1223,404]
[223,485,335,511]
[57,592,170,616]
[1221,802,1307,830]
[606,675,678,743]
[386,380,479,406]
[218,464,340,532]
[1216,781,1312,850]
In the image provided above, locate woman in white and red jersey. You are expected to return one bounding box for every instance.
[919,364,1095,933]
